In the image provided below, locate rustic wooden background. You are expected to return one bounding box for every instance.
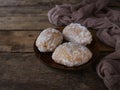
[0,0,119,90]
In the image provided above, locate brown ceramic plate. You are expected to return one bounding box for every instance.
[33,27,99,71]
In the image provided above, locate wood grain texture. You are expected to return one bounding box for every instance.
[0,30,114,53]
[0,0,119,6]
[0,6,49,16]
[0,53,107,90]
[0,5,53,30]
[0,0,82,6]
[0,31,40,52]
[0,15,54,30]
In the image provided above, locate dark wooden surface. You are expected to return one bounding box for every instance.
[0,0,119,90]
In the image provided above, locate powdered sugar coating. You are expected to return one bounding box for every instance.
[63,23,92,45]
[36,28,63,52]
[52,42,92,67]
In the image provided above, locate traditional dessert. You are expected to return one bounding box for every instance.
[52,42,92,67]
[63,23,92,45]
[36,28,63,52]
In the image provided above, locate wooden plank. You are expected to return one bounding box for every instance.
[0,6,53,30]
[0,6,49,16]
[0,53,107,90]
[0,31,40,52]
[0,15,53,30]
[0,0,119,7]
[0,30,114,53]
[0,6,51,30]
[0,3,119,17]
[0,0,82,6]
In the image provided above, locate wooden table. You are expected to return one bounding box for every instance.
[0,0,119,90]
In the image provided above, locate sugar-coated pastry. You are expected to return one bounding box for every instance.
[63,23,92,45]
[52,42,92,67]
[36,28,63,52]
